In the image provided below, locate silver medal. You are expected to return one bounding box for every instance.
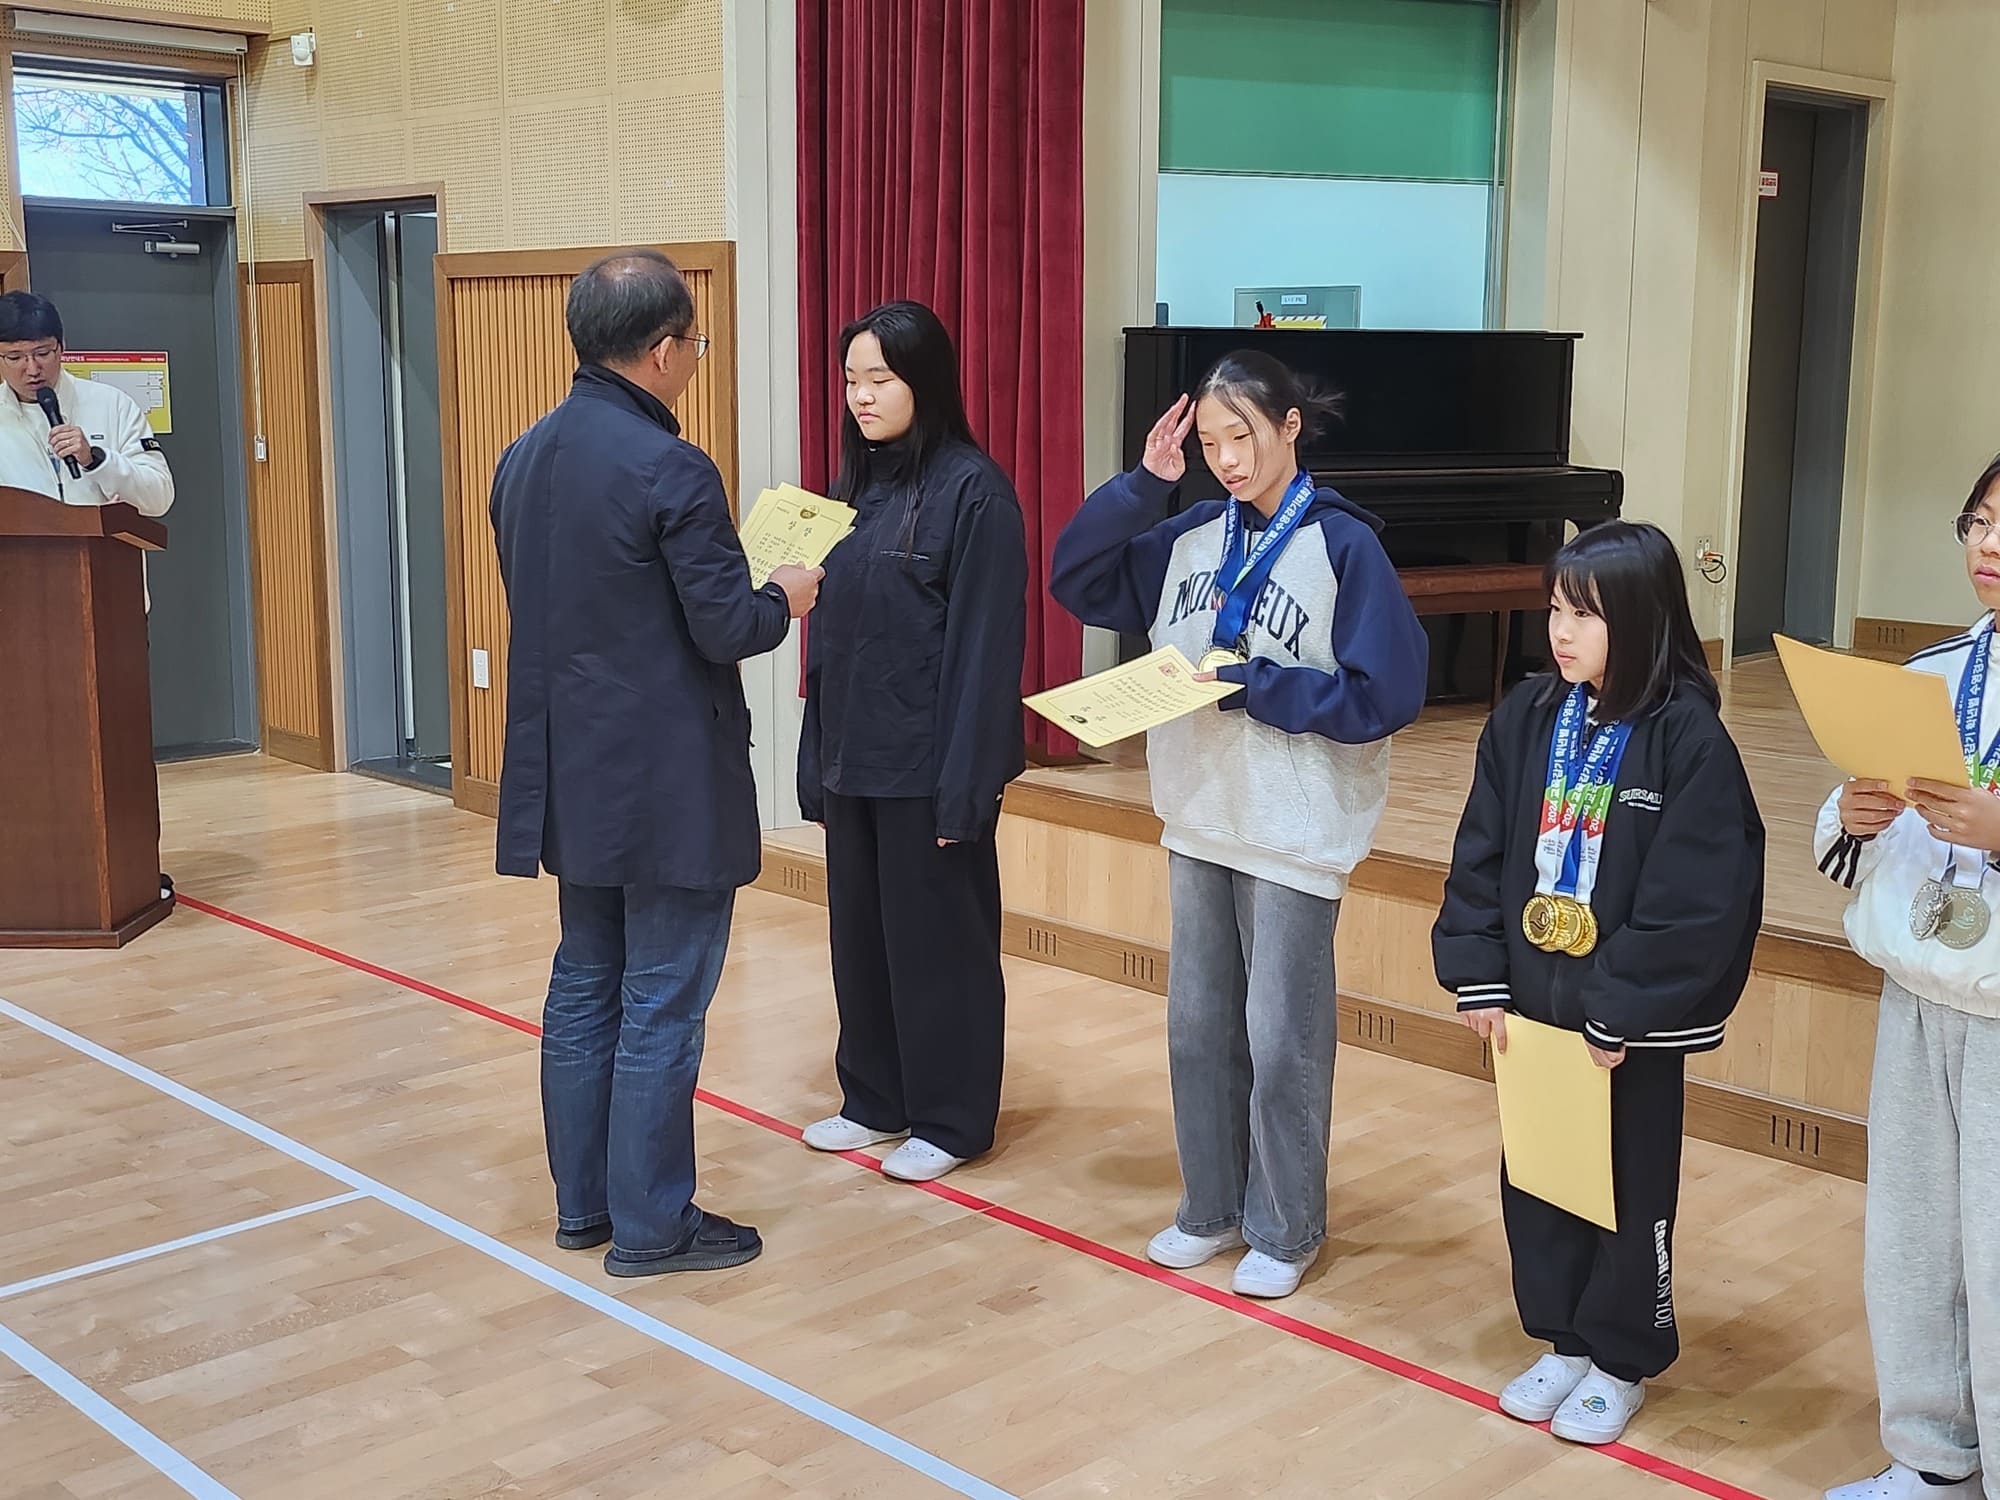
[1938,887,1993,951]
[1911,879,1951,941]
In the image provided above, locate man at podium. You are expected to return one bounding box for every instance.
[0,291,177,906]
[0,292,173,526]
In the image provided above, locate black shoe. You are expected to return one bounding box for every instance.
[555,1223,612,1251]
[603,1211,762,1277]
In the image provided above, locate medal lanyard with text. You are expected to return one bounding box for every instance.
[1532,685,1635,909]
[1944,619,2000,887]
[1208,470,1316,655]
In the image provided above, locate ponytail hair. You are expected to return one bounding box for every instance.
[1193,349,1345,443]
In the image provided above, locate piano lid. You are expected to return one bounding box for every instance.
[1124,327,1584,473]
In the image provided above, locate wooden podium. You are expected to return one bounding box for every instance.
[0,487,173,948]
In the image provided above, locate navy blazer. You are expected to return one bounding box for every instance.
[489,366,790,890]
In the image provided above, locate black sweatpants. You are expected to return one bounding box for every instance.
[822,792,1006,1159]
[1502,1047,1686,1384]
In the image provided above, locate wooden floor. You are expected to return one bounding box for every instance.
[0,756,1885,1499]
[1014,658,1851,946]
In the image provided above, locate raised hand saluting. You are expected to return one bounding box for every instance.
[1141,394,1196,483]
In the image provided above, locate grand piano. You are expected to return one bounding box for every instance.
[1121,327,1623,699]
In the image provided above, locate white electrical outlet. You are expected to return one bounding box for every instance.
[253,435,268,462]
[471,648,490,689]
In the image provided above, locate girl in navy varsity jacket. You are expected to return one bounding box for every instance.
[1815,456,2000,1500]
[1051,351,1427,1301]
[1432,522,1763,1447]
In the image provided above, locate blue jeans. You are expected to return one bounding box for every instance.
[1166,853,1340,1263]
[541,881,736,1258]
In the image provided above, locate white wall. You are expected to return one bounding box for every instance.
[726,0,807,827]
[1081,0,1160,674]
[1156,174,1492,330]
[1858,0,2000,628]
[1506,0,1898,645]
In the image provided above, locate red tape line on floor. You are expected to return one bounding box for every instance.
[173,892,1769,1500]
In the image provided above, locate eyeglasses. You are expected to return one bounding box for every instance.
[1957,512,1998,547]
[0,345,60,367]
[652,331,710,361]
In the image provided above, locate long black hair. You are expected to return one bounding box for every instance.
[831,300,980,504]
[1543,521,1717,721]
[1193,350,1345,446]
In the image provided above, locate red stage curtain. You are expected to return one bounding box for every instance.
[797,0,1086,755]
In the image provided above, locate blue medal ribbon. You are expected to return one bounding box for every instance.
[1540,684,1634,904]
[1209,470,1317,656]
[1953,618,2000,784]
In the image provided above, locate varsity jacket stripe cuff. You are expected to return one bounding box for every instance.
[1818,831,1873,889]
[1586,1019,1729,1052]
[1583,1020,1625,1050]
[1455,983,1512,1012]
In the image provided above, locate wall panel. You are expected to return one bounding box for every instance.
[435,243,737,812]
[238,261,334,768]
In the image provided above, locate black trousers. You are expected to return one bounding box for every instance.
[822,792,1006,1158]
[1502,1048,1686,1384]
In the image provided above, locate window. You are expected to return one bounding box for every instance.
[14,67,229,207]
[1155,0,1508,330]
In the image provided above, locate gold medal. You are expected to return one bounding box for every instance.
[1522,894,1563,952]
[1550,896,1585,953]
[1564,903,1600,958]
[1196,644,1249,674]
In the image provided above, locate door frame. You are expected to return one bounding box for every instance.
[1717,62,1893,664]
[303,183,449,770]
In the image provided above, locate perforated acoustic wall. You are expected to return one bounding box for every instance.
[12,0,272,29]
[240,0,727,259]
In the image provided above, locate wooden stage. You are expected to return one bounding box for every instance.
[760,660,1881,1180]
[0,755,1883,1498]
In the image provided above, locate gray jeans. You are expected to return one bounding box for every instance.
[1866,979,2000,1495]
[1167,852,1340,1262]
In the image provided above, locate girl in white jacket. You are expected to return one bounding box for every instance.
[1817,454,2000,1500]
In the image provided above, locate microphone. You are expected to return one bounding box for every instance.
[37,386,81,479]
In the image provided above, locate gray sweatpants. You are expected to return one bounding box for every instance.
[1166,853,1340,1262]
[1866,979,2000,1494]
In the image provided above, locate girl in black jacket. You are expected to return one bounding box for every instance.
[796,301,1028,1183]
[1432,521,1764,1446]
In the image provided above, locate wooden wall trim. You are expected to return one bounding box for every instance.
[238,258,335,771]
[0,250,26,294]
[754,839,1869,1181]
[263,725,331,773]
[456,776,499,820]
[435,255,473,814]
[1853,617,1964,663]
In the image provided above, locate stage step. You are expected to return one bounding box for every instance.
[756,830,1868,1182]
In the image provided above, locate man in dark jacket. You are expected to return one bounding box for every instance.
[489,249,820,1277]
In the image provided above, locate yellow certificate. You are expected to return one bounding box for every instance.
[1774,634,1970,790]
[1491,1014,1616,1231]
[739,486,855,588]
[1023,646,1238,748]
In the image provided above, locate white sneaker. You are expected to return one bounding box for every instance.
[800,1115,906,1153]
[1231,1247,1314,1299]
[1826,1464,1982,1500]
[1549,1365,1645,1444]
[1498,1352,1594,1423]
[1145,1224,1245,1269]
[881,1138,967,1182]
